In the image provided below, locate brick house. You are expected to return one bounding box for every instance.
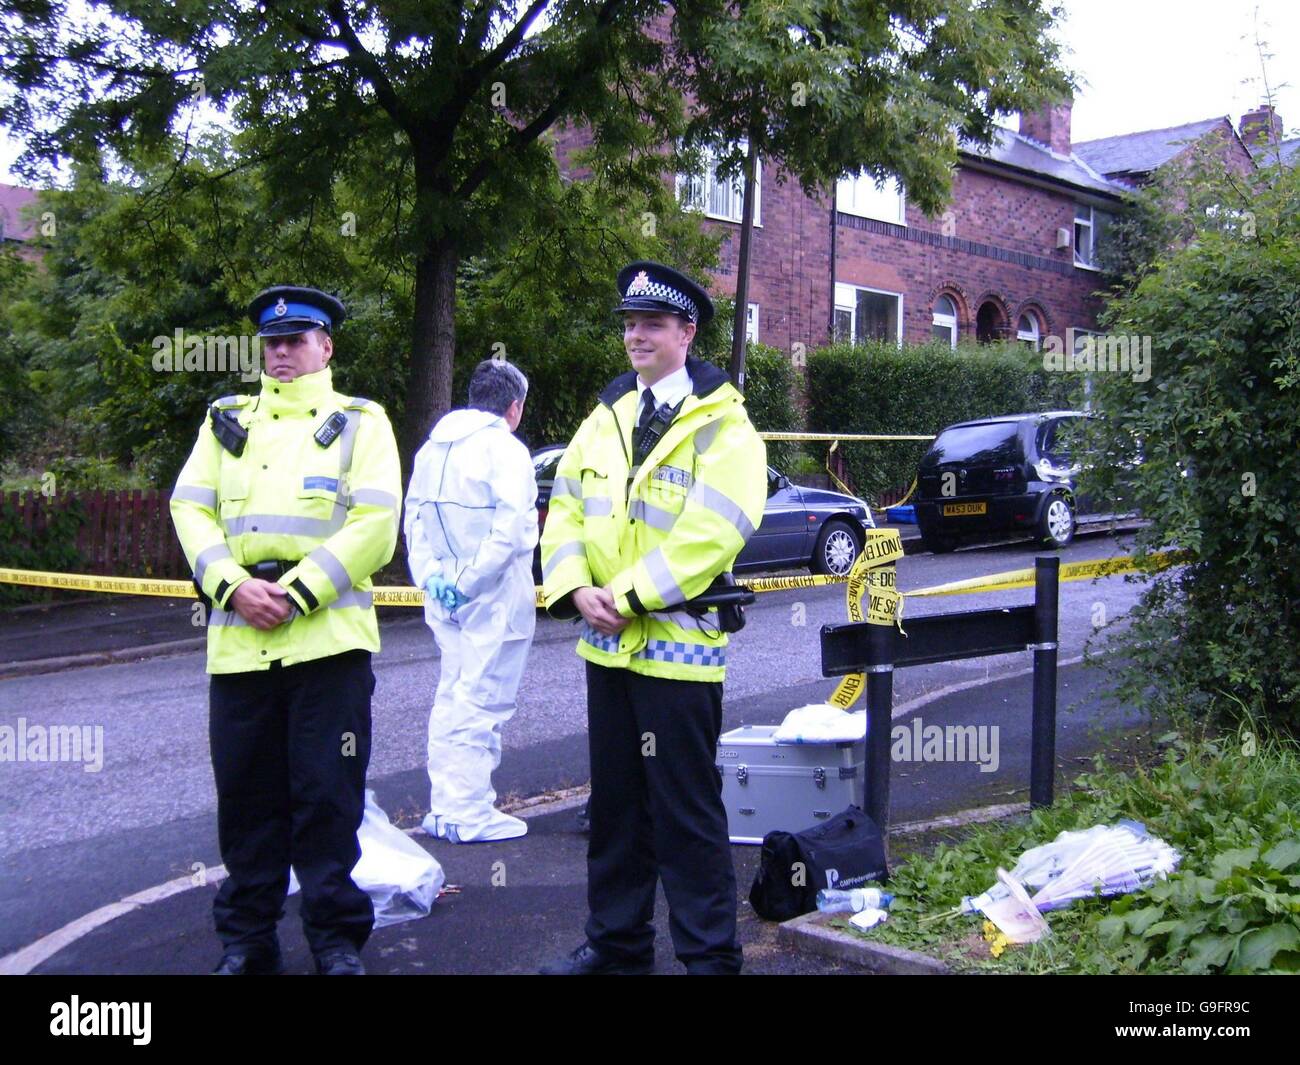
[555,81,1268,362]
[0,182,42,260]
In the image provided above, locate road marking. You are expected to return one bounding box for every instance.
[0,788,596,975]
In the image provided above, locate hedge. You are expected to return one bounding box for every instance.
[807,339,1077,501]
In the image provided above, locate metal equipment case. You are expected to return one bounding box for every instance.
[716,724,865,844]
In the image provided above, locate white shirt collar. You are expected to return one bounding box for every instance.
[636,363,693,410]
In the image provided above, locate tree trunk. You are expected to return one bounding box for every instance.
[728,141,758,392]
[402,238,458,482]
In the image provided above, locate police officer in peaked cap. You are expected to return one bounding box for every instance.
[539,261,767,975]
[170,285,402,975]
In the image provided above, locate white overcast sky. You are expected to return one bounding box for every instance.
[1,0,1296,186]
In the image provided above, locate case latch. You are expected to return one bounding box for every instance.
[814,766,827,790]
[736,765,748,786]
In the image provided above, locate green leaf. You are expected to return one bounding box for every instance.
[1183,932,1237,972]
[1263,839,1300,872]
[1211,847,1260,880]
[1229,923,1300,973]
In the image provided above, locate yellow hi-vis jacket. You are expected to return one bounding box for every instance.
[170,367,401,674]
[540,357,767,682]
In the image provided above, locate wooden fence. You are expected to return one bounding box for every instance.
[1,490,190,578]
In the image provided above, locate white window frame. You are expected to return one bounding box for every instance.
[932,295,958,349]
[745,302,759,343]
[836,172,906,225]
[834,282,903,345]
[1074,204,1111,271]
[677,140,762,226]
[1017,311,1042,351]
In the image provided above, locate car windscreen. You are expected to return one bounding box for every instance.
[923,422,1022,466]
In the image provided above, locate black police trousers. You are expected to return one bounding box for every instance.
[209,649,374,958]
[583,661,742,974]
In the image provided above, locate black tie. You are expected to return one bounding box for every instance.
[634,388,657,459]
[637,388,656,434]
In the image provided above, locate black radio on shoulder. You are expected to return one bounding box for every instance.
[209,405,248,457]
[314,411,348,448]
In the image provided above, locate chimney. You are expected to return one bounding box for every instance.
[1240,104,1282,147]
[1019,97,1073,156]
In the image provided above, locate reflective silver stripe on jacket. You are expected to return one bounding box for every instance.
[628,498,677,532]
[693,420,723,455]
[349,488,397,509]
[550,476,582,500]
[636,639,725,668]
[305,544,352,597]
[194,542,233,584]
[542,540,587,581]
[173,484,218,508]
[641,548,684,607]
[583,496,613,517]
[687,481,756,542]
[223,514,345,538]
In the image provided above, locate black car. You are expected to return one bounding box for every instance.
[531,446,876,580]
[913,411,1116,553]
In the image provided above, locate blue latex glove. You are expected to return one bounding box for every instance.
[425,575,469,611]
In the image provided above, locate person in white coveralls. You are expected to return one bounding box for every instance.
[403,359,539,842]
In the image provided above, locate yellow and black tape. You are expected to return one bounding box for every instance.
[0,549,1185,611]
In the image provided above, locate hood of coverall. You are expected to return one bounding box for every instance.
[428,408,506,443]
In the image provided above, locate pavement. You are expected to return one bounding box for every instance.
[1,523,1152,976]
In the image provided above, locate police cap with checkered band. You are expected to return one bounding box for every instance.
[614,261,714,329]
[247,286,347,338]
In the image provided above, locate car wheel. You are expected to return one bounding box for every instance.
[920,531,957,554]
[813,519,864,576]
[1038,494,1075,548]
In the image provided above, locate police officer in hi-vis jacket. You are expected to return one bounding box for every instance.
[171,286,401,976]
[539,262,767,975]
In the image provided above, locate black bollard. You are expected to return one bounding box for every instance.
[1029,556,1060,808]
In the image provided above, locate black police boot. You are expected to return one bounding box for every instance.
[212,950,284,975]
[315,951,366,975]
[539,942,652,976]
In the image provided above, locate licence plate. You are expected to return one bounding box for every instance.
[943,502,987,517]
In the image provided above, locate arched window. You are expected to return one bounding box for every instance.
[932,295,958,348]
[1017,312,1042,350]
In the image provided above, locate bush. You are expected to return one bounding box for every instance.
[696,339,800,469]
[807,338,1075,502]
[869,725,1300,974]
[0,497,86,604]
[1080,161,1300,728]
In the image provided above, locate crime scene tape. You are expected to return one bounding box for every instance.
[757,432,935,442]
[0,549,1186,609]
[825,529,904,711]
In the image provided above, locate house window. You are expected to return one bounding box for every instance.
[746,303,759,343]
[1074,204,1111,269]
[932,295,958,348]
[678,141,762,226]
[836,172,905,225]
[834,282,902,344]
[1017,312,1042,351]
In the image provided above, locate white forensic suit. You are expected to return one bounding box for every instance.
[404,408,539,842]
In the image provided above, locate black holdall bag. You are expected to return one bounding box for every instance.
[748,806,888,921]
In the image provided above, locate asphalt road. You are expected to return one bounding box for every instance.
[0,529,1148,958]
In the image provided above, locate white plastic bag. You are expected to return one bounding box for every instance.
[288,791,445,928]
[772,703,867,744]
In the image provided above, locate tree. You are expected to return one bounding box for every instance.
[1,0,685,473]
[1080,157,1300,728]
[670,0,1074,388]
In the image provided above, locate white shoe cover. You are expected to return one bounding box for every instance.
[422,809,528,843]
